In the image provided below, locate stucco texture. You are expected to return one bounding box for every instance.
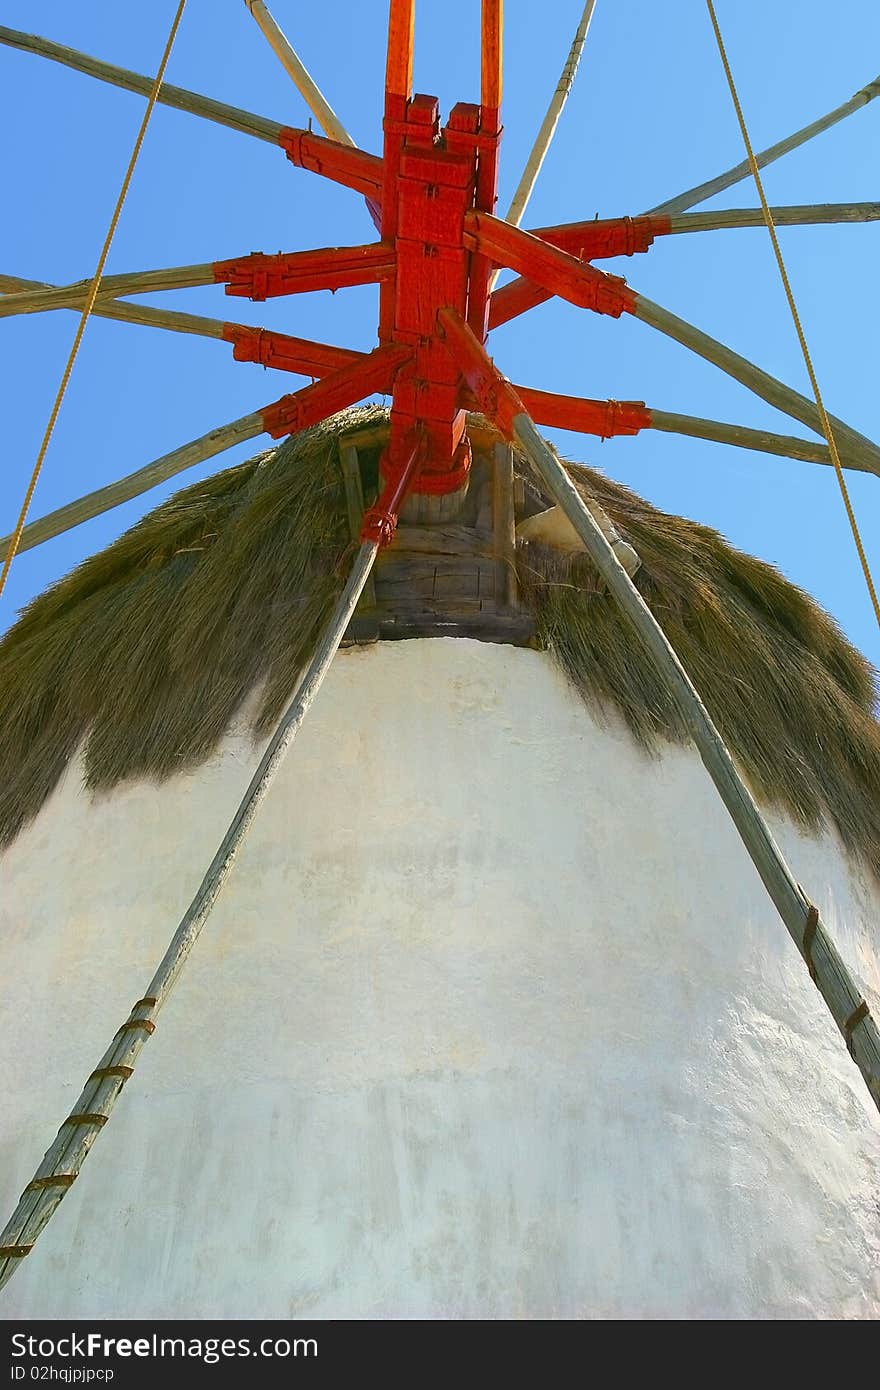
[1,640,878,1319]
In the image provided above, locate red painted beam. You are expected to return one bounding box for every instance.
[516,385,650,438]
[379,1,420,342]
[385,0,416,99]
[528,214,671,260]
[437,306,524,437]
[362,429,424,546]
[465,212,636,318]
[223,324,365,378]
[279,128,383,201]
[481,0,503,114]
[487,276,551,330]
[383,96,477,489]
[487,216,667,330]
[214,244,396,301]
[441,310,650,445]
[260,343,412,438]
[456,378,649,439]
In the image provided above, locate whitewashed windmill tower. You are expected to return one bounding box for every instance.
[1,2,879,1319]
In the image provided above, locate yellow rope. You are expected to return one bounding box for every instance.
[0,1,187,601]
[705,0,880,631]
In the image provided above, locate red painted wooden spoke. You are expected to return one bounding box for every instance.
[213,2,681,496]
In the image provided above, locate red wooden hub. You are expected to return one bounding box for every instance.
[208,3,669,523]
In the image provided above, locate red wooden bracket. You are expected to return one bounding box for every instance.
[223,324,365,378]
[278,128,384,201]
[439,309,649,446]
[260,343,412,439]
[487,216,665,329]
[213,30,660,491]
[465,212,637,318]
[437,306,524,438]
[214,244,396,301]
[516,386,651,438]
[529,214,671,261]
[361,427,424,546]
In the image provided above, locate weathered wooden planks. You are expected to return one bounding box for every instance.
[338,441,376,609]
[493,442,518,609]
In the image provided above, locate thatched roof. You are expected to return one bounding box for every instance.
[2,407,879,878]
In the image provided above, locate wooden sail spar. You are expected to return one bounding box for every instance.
[0,0,878,1296]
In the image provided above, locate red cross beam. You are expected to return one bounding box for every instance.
[204,0,673,495]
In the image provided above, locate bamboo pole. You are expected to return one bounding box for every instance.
[0,411,267,561]
[491,201,880,332]
[508,408,880,1113]
[528,203,880,246]
[243,0,354,145]
[0,273,228,339]
[0,24,286,145]
[0,538,382,1293]
[648,410,838,469]
[646,72,880,216]
[487,1,595,296]
[668,201,880,234]
[630,290,880,477]
[517,381,841,468]
[504,0,595,229]
[0,264,216,319]
[492,440,517,608]
[0,274,363,381]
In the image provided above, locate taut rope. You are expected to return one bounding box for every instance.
[705,0,880,631]
[0,1,188,599]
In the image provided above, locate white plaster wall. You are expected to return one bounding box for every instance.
[0,639,878,1320]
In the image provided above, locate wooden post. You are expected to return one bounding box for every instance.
[0,538,382,1294]
[492,441,518,609]
[646,72,880,216]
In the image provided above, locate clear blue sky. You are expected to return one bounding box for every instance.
[2,1,879,677]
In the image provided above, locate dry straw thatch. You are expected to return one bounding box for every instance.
[1,407,879,877]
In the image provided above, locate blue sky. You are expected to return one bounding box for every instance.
[2,1,878,676]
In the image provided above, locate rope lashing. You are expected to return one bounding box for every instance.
[0,0,188,600]
[705,0,880,632]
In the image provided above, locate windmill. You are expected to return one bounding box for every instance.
[0,1,879,1318]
